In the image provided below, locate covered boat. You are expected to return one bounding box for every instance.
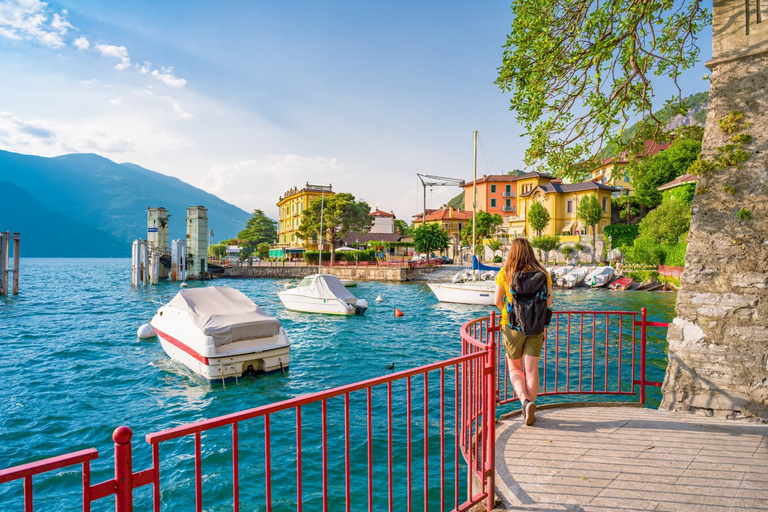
[586,266,615,287]
[150,287,290,381]
[278,274,368,315]
[427,280,496,305]
[558,267,588,288]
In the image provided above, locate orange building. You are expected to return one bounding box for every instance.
[461,175,520,216]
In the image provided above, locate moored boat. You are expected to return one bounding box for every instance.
[609,277,634,290]
[278,274,368,315]
[427,280,496,305]
[559,267,588,288]
[586,266,614,287]
[150,286,291,381]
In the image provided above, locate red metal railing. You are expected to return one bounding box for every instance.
[0,308,668,512]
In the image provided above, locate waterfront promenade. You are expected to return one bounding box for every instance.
[493,405,768,511]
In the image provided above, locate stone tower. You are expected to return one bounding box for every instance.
[146,207,169,254]
[661,1,768,419]
[186,206,208,279]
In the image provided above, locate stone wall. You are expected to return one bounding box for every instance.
[220,265,409,281]
[660,27,768,420]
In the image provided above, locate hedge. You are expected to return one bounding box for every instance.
[303,249,379,263]
[624,239,687,266]
[603,225,639,248]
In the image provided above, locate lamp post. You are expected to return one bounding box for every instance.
[608,235,613,262]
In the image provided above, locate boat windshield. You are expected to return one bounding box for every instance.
[297,277,314,288]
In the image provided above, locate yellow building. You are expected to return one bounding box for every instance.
[506,174,618,241]
[272,183,334,258]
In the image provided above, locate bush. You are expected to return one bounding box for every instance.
[303,249,377,263]
[603,225,639,248]
[663,242,687,266]
[574,242,584,252]
[627,270,660,283]
[493,255,503,263]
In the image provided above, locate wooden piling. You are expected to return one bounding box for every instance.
[0,232,20,295]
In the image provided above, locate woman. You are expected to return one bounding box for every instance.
[494,238,552,426]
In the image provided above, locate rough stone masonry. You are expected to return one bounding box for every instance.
[661,0,768,420]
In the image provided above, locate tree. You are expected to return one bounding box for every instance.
[496,0,710,178]
[561,245,575,262]
[297,192,374,265]
[256,242,270,260]
[413,223,450,256]
[460,211,503,247]
[630,138,701,209]
[531,235,561,265]
[527,201,550,236]
[393,219,409,236]
[612,195,642,224]
[576,194,604,263]
[638,200,691,244]
[208,243,226,258]
[238,210,277,246]
[487,238,503,261]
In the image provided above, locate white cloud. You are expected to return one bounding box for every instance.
[169,99,192,119]
[0,0,72,49]
[137,61,151,74]
[110,97,123,107]
[73,36,89,51]
[94,43,131,70]
[151,67,187,88]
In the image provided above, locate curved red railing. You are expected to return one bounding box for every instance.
[0,308,667,512]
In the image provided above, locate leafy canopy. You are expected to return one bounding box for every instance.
[577,194,604,263]
[238,209,277,246]
[630,138,701,208]
[297,192,374,262]
[461,211,503,246]
[527,201,550,235]
[638,198,691,244]
[531,235,561,264]
[413,223,450,255]
[496,0,710,178]
[393,219,410,236]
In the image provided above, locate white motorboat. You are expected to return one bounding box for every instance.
[559,267,589,288]
[339,279,358,287]
[548,266,572,283]
[427,280,496,305]
[586,266,614,287]
[150,286,290,381]
[278,274,368,315]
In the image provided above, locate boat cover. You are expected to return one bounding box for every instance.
[169,287,281,346]
[310,275,357,302]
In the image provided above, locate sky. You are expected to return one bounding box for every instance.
[0,0,713,223]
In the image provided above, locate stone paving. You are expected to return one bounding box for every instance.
[494,405,768,511]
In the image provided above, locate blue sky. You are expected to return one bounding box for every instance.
[0,0,712,221]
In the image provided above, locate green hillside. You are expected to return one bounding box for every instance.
[0,150,252,257]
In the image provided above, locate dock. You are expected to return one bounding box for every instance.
[494,405,768,511]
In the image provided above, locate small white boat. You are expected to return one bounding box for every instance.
[278,274,368,315]
[339,279,357,287]
[150,287,290,381]
[427,280,496,305]
[549,266,572,283]
[559,267,588,288]
[586,266,614,287]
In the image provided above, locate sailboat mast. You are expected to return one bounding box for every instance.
[318,191,325,273]
[472,130,477,259]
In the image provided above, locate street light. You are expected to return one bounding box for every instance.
[608,235,613,262]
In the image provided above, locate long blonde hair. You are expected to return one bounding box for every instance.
[504,238,547,287]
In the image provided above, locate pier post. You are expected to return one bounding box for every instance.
[11,233,19,294]
[112,426,134,512]
[0,232,6,295]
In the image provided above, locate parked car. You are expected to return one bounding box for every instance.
[440,256,454,264]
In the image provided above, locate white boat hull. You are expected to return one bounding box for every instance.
[559,268,588,288]
[427,282,496,305]
[151,306,290,381]
[586,267,615,287]
[278,293,356,315]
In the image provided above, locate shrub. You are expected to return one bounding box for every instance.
[574,242,584,252]
[627,270,660,283]
[663,242,687,266]
[603,225,639,248]
[493,256,503,263]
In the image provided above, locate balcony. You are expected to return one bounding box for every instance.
[502,191,516,198]
[502,206,516,212]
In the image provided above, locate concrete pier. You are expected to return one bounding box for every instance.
[0,232,20,295]
[494,405,768,511]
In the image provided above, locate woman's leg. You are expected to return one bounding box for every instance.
[507,357,529,403]
[523,355,541,403]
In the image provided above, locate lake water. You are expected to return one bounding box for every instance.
[0,259,676,511]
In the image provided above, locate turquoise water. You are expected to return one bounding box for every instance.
[0,259,676,511]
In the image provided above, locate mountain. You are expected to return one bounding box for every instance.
[0,150,252,257]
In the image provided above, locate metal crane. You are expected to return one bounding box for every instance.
[416,173,466,229]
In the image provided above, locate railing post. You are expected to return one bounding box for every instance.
[113,426,134,512]
[485,312,497,511]
[640,308,647,406]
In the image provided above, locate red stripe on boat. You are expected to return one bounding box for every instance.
[154,327,210,365]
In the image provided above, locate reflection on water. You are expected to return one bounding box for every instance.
[0,259,676,510]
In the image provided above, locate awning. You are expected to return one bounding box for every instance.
[269,248,285,258]
[561,221,575,233]
[285,247,305,253]
[336,246,360,252]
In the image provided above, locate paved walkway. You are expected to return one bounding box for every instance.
[494,405,768,511]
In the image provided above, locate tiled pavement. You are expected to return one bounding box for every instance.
[494,405,768,511]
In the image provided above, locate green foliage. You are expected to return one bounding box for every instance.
[531,235,561,264]
[527,201,550,236]
[493,256,503,263]
[413,223,450,255]
[612,195,642,224]
[630,139,701,209]
[208,243,227,258]
[603,225,639,249]
[561,245,574,258]
[626,270,660,283]
[692,111,753,174]
[737,208,752,222]
[661,182,697,205]
[461,211,503,246]
[638,200,691,244]
[364,240,414,248]
[625,238,686,266]
[496,0,711,177]
[446,191,465,210]
[722,185,736,195]
[577,194,603,263]
[393,219,409,236]
[663,242,687,266]
[238,209,277,246]
[256,242,270,260]
[303,249,377,263]
[573,242,584,252]
[487,238,503,255]
[298,192,374,263]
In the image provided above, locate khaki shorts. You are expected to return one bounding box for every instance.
[501,324,544,360]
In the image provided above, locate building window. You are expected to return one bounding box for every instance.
[505,199,511,208]
[490,184,496,193]
[505,184,511,195]
[602,197,608,212]
[566,200,573,213]
[491,198,496,207]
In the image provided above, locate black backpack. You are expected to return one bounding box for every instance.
[503,270,553,335]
